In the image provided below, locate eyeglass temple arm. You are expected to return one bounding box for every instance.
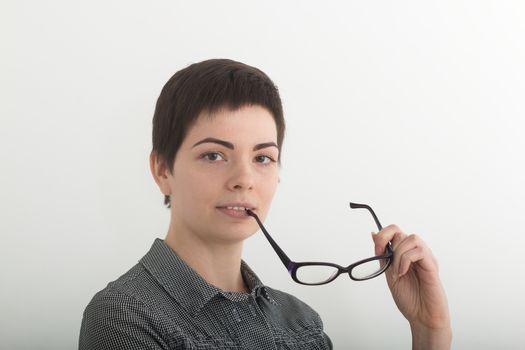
[349,202,383,230]
[349,202,393,254]
[245,209,293,270]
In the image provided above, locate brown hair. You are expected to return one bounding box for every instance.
[151,59,285,207]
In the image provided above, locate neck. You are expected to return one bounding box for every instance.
[164,222,249,293]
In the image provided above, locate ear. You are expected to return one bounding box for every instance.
[149,151,172,197]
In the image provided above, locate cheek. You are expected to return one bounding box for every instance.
[179,168,222,204]
[259,173,279,202]
[171,167,198,199]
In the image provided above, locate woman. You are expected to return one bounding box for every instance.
[79,59,451,349]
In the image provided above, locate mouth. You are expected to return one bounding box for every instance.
[216,204,257,219]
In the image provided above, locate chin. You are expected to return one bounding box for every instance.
[216,224,258,243]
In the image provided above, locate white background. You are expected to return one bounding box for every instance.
[2,1,525,349]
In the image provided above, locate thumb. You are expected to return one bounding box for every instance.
[371,231,383,256]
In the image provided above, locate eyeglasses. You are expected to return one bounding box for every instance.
[246,202,393,286]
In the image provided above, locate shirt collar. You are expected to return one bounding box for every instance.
[139,238,276,316]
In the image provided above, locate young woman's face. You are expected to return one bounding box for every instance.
[167,105,280,244]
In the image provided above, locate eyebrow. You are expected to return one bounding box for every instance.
[192,137,278,151]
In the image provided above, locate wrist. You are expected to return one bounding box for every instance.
[410,321,452,350]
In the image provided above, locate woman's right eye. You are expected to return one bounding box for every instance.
[202,152,225,162]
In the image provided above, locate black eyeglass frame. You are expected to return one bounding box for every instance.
[246,202,393,286]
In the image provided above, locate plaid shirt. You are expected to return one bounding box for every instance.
[79,239,332,349]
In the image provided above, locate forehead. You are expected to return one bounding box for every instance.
[185,105,278,143]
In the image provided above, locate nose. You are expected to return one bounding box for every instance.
[226,159,254,191]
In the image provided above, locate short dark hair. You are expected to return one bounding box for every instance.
[152,59,286,207]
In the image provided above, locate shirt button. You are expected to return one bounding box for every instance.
[232,308,241,322]
[249,304,256,316]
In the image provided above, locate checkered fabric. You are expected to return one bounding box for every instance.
[79,239,332,349]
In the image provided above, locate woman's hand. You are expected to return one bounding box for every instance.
[372,225,452,350]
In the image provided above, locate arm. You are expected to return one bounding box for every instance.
[372,225,452,350]
[79,291,169,350]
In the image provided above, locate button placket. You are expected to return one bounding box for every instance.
[232,307,241,323]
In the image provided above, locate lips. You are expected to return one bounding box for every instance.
[216,203,256,219]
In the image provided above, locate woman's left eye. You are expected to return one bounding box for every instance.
[255,155,275,164]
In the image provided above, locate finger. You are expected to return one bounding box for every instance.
[394,235,438,277]
[397,246,426,277]
[391,234,426,275]
[372,224,406,256]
